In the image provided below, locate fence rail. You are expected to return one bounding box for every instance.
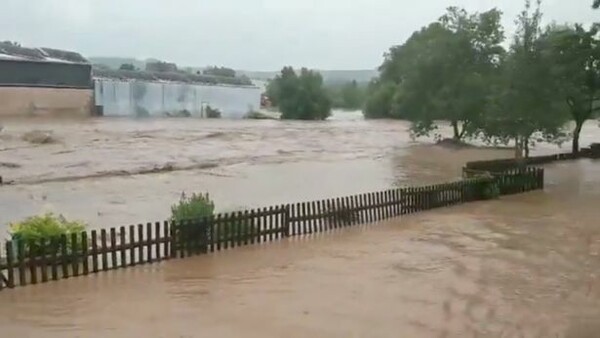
[0,167,544,291]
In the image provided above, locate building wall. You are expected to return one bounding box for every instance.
[94,79,262,118]
[0,59,92,88]
[0,87,93,117]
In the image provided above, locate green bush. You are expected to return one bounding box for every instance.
[170,193,257,243]
[171,192,215,223]
[9,213,87,255]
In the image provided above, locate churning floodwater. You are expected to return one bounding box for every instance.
[0,112,599,337]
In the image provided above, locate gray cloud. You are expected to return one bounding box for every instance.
[1,0,597,70]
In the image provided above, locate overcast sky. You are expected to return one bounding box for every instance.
[1,0,597,70]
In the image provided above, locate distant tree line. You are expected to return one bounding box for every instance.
[363,0,600,157]
[326,80,367,110]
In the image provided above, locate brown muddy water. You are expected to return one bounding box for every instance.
[0,113,599,337]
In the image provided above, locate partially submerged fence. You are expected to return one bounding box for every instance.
[0,167,544,291]
[464,145,600,175]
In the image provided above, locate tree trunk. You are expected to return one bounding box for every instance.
[514,137,523,159]
[572,121,583,154]
[451,120,460,140]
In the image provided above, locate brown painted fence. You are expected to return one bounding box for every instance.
[464,148,599,175]
[0,168,544,291]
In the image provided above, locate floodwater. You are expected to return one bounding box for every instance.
[1,112,599,337]
[1,113,597,235]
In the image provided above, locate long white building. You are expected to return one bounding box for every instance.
[94,78,262,119]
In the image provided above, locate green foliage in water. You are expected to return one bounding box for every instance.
[171,192,215,223]
[267,66,331,120]
[9,213,87,255]
[170,193,258,242]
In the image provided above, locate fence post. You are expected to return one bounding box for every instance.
[282,205,290,237]
[5,241,14,288]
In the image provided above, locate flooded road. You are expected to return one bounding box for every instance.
[0,160,599,337]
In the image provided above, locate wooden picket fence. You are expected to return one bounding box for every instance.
[0,167,544,291]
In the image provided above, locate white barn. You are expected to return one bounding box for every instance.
[93,78,261,119]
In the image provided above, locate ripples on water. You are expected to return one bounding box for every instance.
[0,113,599,337]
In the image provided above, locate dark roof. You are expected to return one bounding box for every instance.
[0,42,89,64]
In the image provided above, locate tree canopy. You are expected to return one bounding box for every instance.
[541,24,600,153]
[363,0,599,157]
[203,66,236,78]
[267,67,332,120]
[367,7,505,140]
[480,0,568,157]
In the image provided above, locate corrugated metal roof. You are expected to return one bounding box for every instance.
[0,43,89,64]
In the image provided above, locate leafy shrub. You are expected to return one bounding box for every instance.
[9,213,86,255]
[171,192,215,223]
[170,193,257,243]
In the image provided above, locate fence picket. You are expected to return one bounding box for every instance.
[155,222,162,260]
[119,227,127,267]
[110,228,117,269]
[60,234,69,279]
[71,232,80,276]
[50,237,58,281]
[28,239,37,285]
[6,241,15,288]
[100,230,108,271]
[82,232,89,275]
[138,224,145,263]
[39,238,48,283]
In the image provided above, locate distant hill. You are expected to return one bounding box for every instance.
[236,69,378,84]
[88,56,378,84]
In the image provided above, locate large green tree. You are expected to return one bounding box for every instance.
[267,67,332,120]
[542,25,600,154]
[481,0,568,158]
[368,7,504,141]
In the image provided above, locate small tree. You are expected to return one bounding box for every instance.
[267,67,332,120]
[171,193,215,223]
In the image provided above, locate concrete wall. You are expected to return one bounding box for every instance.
[94,79,261,118]
[0,87,92,117]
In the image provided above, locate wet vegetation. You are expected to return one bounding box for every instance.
[266,67,332,120]
[363,0,600,157]
[9,213,86,255]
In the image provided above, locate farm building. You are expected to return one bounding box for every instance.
[0,42,261,119]
[92,69,262,119]
[0,42,93,117]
